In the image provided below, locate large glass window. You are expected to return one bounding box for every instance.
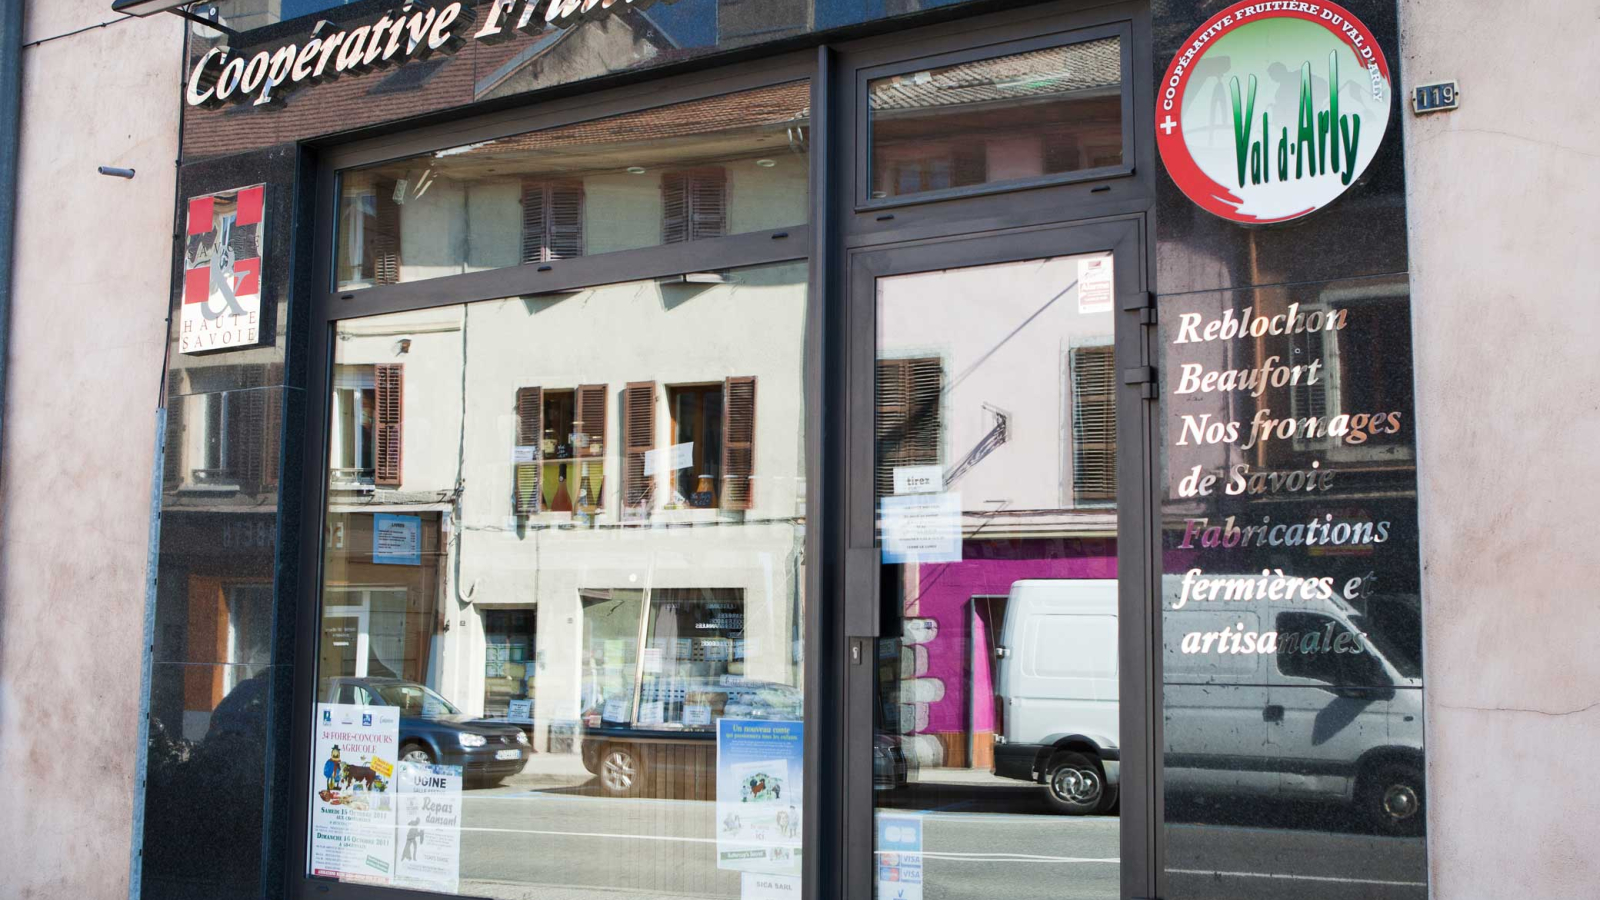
[334,82,810,290]
[310,261,809,897]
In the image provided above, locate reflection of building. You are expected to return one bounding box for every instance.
[334,81,809,290]
[157,352,285,740]
[875,256,1118,770]
[325,260,807,751]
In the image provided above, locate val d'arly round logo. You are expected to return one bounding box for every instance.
[1157,1,1392,224]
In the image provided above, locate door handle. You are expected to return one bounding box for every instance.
[1262,704,1285,723]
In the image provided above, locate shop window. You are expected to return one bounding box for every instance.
[579,587,801,731]
[666,377,757,510]
[521,179,584,263]
[483,609,536,719]
[513,384,606,518]
[1070,344,1117,503]
[875,356,943,497]
[867,36,1126,201]
[580,589,644,723]
[320,587,431,691]
[662,167,728,244]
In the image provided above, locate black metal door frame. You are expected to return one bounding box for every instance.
[822,3,1161,897]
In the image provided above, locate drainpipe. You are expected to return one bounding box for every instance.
[0,0,22,464]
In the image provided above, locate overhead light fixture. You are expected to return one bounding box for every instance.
[111,1,238,37]
[626,166,647,175]
[755,159,777,168]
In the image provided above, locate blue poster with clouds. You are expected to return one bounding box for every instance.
[716,718,803,877]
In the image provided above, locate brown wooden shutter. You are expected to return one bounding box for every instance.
[521,180,585,263]
[514,386,543,515]
[662,168,726,244]
[372,180,402,285]
[163,372,184,487]
[574,383,607,457]
[720,376,756,510]
[1069,345,1116,502]
[874,357,943,497]
[230,365,268,488]
[622,381,656,519]
[374,363,404,486]
[262,362,284,489]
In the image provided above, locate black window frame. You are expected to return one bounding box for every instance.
[852,20,1137,213]
[287,3,1159,899]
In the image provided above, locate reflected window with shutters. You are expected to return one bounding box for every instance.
[332,82,808,290]
[314,261,809,896]
[874,356,942,499]
[867,36,1127,202]
[511,385,607,520]
[662,168,728,244]
[330,365,376,488]
[521,180,585,263]
[1070,343,1116,505]
[170,363,284,493]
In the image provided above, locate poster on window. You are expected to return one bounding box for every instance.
[310,703,400,884]
[880,492,962,563]
[1077,255,1113,314]
[716,719,803,878]
[394,762,463,894]
[181,184,266,354]
[373,514,422,566]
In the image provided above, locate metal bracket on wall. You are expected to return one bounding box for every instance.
[1123,365,1158,400]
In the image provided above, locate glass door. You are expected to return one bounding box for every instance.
[844,222,1154,900]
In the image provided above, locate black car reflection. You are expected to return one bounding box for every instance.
[324,676,529,786]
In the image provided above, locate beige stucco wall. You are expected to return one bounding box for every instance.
[1401,3,1600,897]
[0,2,179,897]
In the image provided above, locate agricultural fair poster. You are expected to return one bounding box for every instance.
[716,718,803,878]
[310,703,400,883]
[394,762,463,894]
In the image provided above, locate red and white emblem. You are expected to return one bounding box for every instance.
[181,184,266,352]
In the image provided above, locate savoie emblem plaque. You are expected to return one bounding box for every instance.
[1156,1,1392,224]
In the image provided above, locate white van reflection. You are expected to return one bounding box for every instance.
[991,578,1424,835]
